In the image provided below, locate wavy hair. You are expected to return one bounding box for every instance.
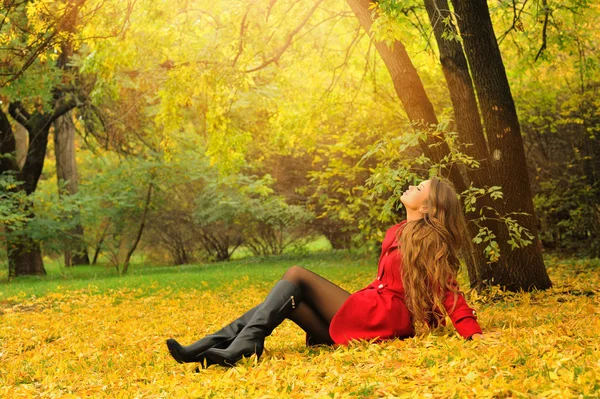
[397,177,469,327]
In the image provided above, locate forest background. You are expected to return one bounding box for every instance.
[2,0,599,284]
[1,1,600,397]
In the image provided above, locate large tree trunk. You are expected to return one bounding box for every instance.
[7,225,46,277]
[1,109,46,276]
[11,113,52,276]
[54,112,90,266]
[450,0,552,290]
[424,0,499,287]
[344,0,466,192]
[1,111,46,277]
[3,101,77,276]
[345,0,492,282]
[7,240,45,277]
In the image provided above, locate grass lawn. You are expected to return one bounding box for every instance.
[0,253,599,398]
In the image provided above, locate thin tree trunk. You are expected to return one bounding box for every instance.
[344,0,466,192]
[450,0,552,290]
[92,223,109,265]
[54,112,90,266]
[122,183,153,274]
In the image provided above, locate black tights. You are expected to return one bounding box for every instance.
[280,266,351,345]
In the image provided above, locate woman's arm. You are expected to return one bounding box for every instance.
[442,286,483,339]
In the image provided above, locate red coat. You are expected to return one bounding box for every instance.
[329,221,482,344]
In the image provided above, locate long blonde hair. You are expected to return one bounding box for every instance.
[398,177,469,327]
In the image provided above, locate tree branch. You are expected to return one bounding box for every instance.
[122,181,153,274]
[497,0,529,45]
[244,0,325,73]
[231,7,251,67]
[534,0,550,61]
[8,102,31,126]
[50,97,79,125]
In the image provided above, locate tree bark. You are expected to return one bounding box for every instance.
[7,234,45,277]
[3,101,77,276]
[344,0,466,192]
[424,0,499,287]
[450,0,552,290]
[54,112,90,266]
[1,108,46,276]
[1,110,45,277]
[0,108,18,174]
[14,122,28,170]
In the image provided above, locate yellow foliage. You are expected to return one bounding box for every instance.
[1,265,599,398]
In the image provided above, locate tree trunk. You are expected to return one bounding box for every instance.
[344,0,466,192]
[54,112,90,266]
[14,122,28,170]
[450,0,552,290]
[1,108,47,277]
[122,183,153,274]
[0,108,18,174]
[7,236,46,277]
[424,0,500,287]
[4,101,77,276]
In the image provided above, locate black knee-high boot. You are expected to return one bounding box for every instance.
[166,305,259,365]
[204,280,301,367]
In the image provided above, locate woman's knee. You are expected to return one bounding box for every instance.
[282,265,306,283]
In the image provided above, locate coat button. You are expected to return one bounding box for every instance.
[378,284,384,289]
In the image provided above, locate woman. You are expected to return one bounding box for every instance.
[166,177,483,368]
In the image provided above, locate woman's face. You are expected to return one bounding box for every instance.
[400,180,432,211]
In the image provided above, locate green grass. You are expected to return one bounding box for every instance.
[0,235,337,300]
[1,239,586,303]
[0,251,375,301]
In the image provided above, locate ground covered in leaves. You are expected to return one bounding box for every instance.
[1,256,599,398]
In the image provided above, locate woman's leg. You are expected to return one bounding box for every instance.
[166,305,259,364]
[282,265,351,324]
[288,302,334,345]
[204,267,351,366]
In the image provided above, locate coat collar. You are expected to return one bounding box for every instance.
[382,220,408,254]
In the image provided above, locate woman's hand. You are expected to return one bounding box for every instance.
[471,332,501,341]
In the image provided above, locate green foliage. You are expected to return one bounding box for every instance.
[0,173,30,230]
[534,175,600,256]
[0,1,61,104]
[25,181,83,252]
[49,155,160,271]
[4,0,600,277]
[191,170,315,259]
[242,196,315,256]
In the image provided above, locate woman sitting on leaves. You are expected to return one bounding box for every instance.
[166,177,484,368]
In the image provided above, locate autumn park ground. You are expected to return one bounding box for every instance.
[1,251,599,399]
